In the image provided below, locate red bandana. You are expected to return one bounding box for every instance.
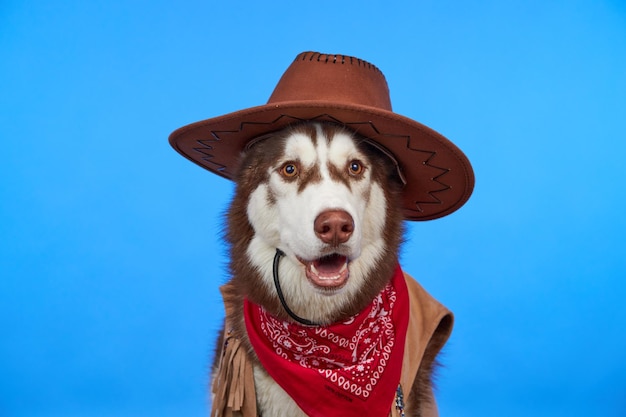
[244,265,409,417]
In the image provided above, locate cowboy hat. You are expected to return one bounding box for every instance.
[169,51,474,221]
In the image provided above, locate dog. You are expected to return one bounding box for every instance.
[169,51,473,417]
[211,122,451,417]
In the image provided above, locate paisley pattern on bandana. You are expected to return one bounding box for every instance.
[244,265,409,417]
[258,285,397,399]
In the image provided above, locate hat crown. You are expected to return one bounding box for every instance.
[268,52,393,111]
[169,51,474,221]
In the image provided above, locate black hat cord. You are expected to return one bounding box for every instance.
[273,248,319,327]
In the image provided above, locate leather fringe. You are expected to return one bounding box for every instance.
[211,330,257,417]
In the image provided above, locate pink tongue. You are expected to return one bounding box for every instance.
[314,254,347,275]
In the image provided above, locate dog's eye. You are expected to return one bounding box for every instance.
[348,160,364,176]
[280,162,299,178]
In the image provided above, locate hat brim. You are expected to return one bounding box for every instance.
[169,101,474,221]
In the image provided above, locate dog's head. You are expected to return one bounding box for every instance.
[227,122,404,323]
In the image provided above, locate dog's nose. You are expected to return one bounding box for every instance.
[314,210,354,246]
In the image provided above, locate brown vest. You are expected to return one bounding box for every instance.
[211,273,453,417]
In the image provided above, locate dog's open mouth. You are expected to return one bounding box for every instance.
[300,254,349,290]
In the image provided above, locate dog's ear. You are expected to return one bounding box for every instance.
[235,133,288,184]
[236,154,260,183]
[360,140,405,190]
[233,145,266,184]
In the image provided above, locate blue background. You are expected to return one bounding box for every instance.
[1,1,625,416]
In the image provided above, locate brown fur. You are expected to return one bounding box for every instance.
[213,122,444,416]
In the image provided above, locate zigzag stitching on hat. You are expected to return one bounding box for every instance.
[405,138,451,212]
[193,115,313,173]
[209,115,310,140]
[341,121,451,213]
[196,115,364,173]
[192,140,227,173]
[207,114,346,145]
[194,114,452,212]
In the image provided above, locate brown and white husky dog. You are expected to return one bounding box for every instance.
[216,121,442,417]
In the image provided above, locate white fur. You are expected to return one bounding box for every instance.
[245,125,388,321]
[243,124,390,416]
[253,367,307,416]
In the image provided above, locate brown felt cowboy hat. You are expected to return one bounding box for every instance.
[169,51,474,221]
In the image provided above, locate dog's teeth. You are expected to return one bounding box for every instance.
[320,273,343,280]
[321,274,340,280]
[309,263,343,280]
